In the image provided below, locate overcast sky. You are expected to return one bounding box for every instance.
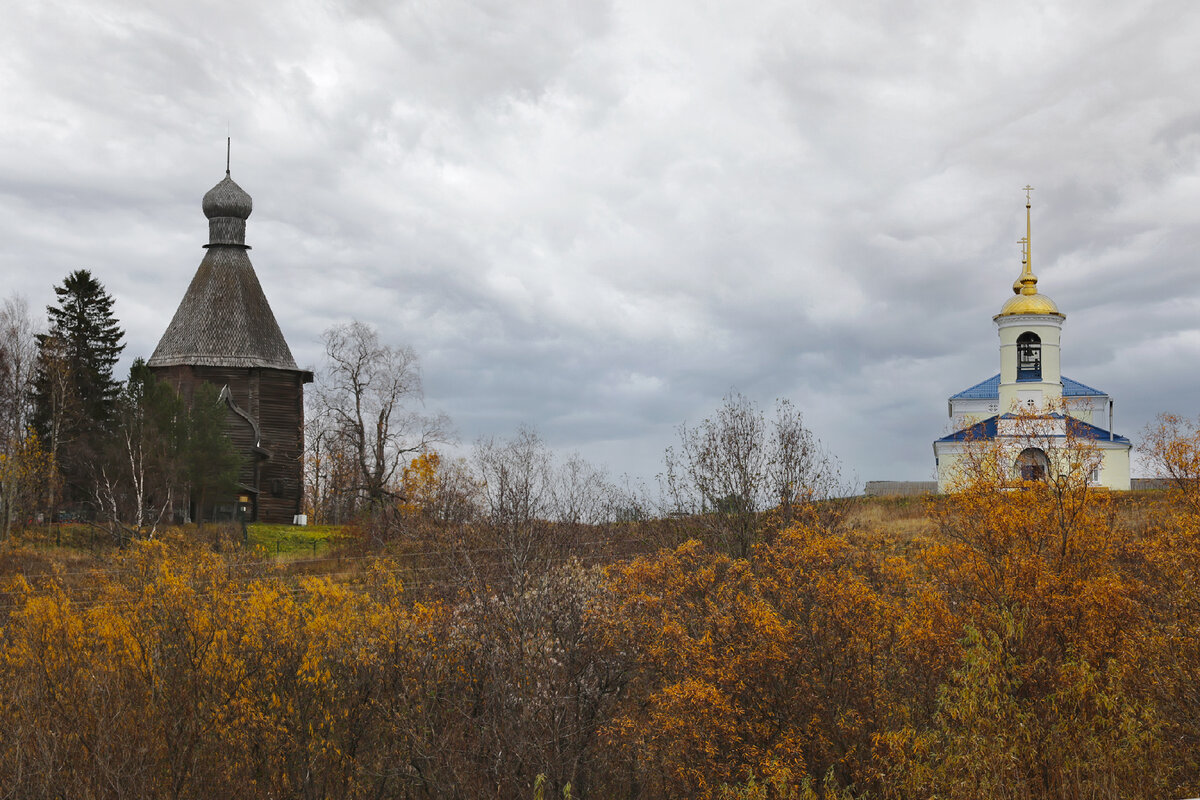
[2,0,1198,488]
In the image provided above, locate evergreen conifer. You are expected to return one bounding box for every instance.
[33,269,125,509]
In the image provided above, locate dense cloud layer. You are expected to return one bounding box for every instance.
[2,0,1198,485]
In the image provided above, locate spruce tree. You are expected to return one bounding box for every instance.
[33,269,125,508]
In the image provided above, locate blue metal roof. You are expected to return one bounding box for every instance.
[949,374,1001,400]
[937,414,998,441]
[937,413,1129,445]
[1070,416,1130,444]
[949,373,1106,400]
[1063,376,1105,396]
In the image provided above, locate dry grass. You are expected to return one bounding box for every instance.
[0,490,1177,590]
[838,495,938,558]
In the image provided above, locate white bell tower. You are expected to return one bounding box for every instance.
[995,187,1065,413]
[933,186,1132,493]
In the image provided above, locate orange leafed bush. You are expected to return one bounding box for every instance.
[1,412,1200,797]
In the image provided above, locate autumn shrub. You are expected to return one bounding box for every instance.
[4,424,1200,798]
[597,521,955,799]
[0,539,442,798]
[882,416,1182,800]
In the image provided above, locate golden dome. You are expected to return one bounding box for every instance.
[997,290,1061,317]
[996,266,1063,318]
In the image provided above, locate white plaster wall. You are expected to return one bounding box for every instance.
[996,314,1064,411]
[1064,396,1095,425]
[948,397,999,431]
[933,435,1131,493]
[1095,443,1131,490]
[933,442,963,493]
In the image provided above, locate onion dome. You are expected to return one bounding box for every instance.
[997,270,1061,317]
[203,172,253,219]
[202,171,253,248]
[147,167,302,373]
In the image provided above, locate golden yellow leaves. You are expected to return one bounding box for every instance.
[0,427,52,538]
[599,526,936,799]
[0,540,448,797]
[6,416,1200,797]
[400,451,441,516]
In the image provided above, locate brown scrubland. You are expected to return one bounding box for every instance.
[1,418,1200,800]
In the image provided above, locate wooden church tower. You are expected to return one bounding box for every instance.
[148,155,312,523]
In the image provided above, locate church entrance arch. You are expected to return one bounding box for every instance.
[1014,447,1050,481]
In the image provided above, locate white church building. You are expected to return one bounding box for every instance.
[933,193,1132,492]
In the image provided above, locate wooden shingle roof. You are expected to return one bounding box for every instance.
[148,172,302,373]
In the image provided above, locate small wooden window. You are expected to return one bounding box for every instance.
[1017,332,1041,380]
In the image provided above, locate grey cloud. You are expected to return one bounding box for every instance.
[2,0,1199,487]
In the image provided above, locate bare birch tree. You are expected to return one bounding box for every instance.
[0,296,44,536]
[662,391,841,556]
[550,451,616,526]
[93,361,190,537]
[315,321,450,512]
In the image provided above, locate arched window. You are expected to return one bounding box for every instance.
[1014,447,1049,481]
[1017,331,1041,380]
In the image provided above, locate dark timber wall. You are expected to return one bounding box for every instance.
[154,364,307,523]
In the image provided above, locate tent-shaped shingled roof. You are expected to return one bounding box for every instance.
[148,170,301,372]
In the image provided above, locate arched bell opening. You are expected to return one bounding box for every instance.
[1017,331,1041,380]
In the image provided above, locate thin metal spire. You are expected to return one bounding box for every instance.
[1014,237,1028,294]
[996,184,1061,316]
[1013,185,1039,296]
[1023,184,1034,273]
[226,136,231,176]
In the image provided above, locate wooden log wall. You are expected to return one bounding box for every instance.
[151,364,308,524]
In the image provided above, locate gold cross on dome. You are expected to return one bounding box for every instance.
[1023,184,1035,203]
